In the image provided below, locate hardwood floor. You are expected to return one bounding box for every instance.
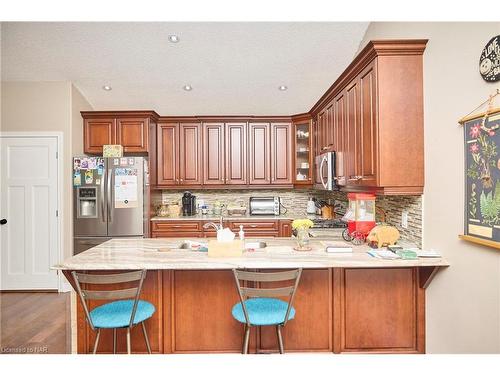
[0,292,71,354]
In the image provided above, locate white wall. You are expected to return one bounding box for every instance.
[359,22,500,353]
[1,81,93,261]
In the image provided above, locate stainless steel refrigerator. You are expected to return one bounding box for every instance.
[73,156,148,254]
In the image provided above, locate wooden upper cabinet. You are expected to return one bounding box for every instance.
[310,40,426,195]
[248,123,271,185]
[270,122,292,185]
[345,80,360,186]
[334,91,346,186]
[203,123,225,185]
[358,61,378,186]
[116,117,148,153]
[179,123,203,186]
[82,111,158,155]
[157,123,179,186]
[83,118,115,154]
[292,117,313,185]
[225,122,247,185]
[325,103,334,150]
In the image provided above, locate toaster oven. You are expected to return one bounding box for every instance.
[249,197,281,215]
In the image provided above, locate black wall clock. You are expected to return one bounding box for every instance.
[479,35,500,82]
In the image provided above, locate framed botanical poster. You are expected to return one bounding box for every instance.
[460,107,500,249]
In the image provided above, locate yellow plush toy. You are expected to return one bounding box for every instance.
[366,225,400,248]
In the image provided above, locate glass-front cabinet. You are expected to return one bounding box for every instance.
[293,118,313,185]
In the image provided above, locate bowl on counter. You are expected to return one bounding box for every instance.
[227,206,247,216]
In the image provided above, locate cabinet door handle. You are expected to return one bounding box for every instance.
[250,224,257,228]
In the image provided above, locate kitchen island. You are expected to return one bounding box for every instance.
[55,238,448,354]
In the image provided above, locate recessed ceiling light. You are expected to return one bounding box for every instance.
[278,85,288,91]
[183,85,192,91]
[102,85,112,91]
[168,35,180,43]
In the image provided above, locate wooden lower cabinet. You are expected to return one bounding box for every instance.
[337,267,423,353]
[259,269,332,352]
[151,219,292,238]
[74,267,426,354]
[169,270,245,353]
[76,270,163,354]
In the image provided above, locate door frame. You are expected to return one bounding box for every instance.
[0,131,64,291]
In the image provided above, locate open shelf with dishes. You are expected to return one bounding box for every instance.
[293,119,313,185]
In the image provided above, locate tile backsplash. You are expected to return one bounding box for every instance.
[160,189,422,246]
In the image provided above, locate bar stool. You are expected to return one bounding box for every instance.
[231,268,302,354]
[72,270,155,354]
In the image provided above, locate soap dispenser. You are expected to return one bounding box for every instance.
[239,225,245,241]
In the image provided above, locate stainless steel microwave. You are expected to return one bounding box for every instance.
[315,151,339,190]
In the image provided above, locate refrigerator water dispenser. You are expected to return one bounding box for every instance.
[77,187,98,218]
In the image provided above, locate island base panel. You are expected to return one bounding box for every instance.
[75,268,426,354]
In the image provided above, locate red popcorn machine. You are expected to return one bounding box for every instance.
[341,193,377,245]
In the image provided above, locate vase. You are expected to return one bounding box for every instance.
[296,228,310,250]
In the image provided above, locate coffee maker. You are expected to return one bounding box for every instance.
[181,191,196,216]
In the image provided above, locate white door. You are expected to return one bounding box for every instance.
[0,136,59,290]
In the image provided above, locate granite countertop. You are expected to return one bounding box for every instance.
[53,238,449,270]
[151,214,308,221]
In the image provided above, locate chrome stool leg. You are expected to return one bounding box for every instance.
[126,328,131,354]
[93,329,101,354]
[113,328,117,354]
[242,326,250,354]
[276,325,284,354]
[141,322,152,354]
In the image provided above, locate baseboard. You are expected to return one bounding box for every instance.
[59,277,73,293]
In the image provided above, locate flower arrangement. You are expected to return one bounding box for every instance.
[292,219,314,230]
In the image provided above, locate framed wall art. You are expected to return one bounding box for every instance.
[459,97,500,249]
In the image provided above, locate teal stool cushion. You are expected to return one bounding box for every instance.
[89,300,155,329]
[231,297,295,326]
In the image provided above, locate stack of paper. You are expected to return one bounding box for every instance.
[415,250,442,258]
[367,250,401,259]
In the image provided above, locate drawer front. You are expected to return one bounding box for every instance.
[151,231,203,238]
[152,221,201,232]
[228,221,278,232]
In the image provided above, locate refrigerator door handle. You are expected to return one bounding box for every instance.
[100,171,106,222]
[107,168,112,223]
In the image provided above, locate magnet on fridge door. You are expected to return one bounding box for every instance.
[97,158,105,169]
[74,158,81,170]
[85,170,93,184]
[95,179,101,185]
[87,158,97,169]
[120,157,128,166]
[73,171,81,186]
[113,158,119,166]
[81,158,89,169]
[97,166,103,175]
[128,158,135,165]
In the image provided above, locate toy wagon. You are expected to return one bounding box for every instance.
[341,193,377,245]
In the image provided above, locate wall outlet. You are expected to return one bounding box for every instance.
[401,211,409,229]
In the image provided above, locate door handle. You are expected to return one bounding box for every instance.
[348,176,362,181]
[107,169,112,222]
[100,174,106,222]
[0,219,7,225]
[319,156,328,189]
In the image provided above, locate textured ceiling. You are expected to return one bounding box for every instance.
[1,22,369,115]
